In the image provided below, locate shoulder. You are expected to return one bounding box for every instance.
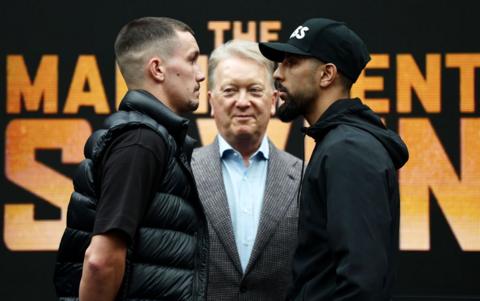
[321,125,390,171]
[192,142,218,163]
[115,127,166,149]
[269,142,302,170]
[324,125,382,155]
[107,109,171,143]
[274,148,301,166]
[106,127,167,163]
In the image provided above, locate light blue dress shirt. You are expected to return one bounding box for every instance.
[218,135,269,272]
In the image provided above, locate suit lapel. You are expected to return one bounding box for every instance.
[193,140,243,273]
[245,142,298,274]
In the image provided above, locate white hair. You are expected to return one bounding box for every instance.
[208,39,275,90]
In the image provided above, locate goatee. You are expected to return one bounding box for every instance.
[275,81,304,122]
[276,96,303,122]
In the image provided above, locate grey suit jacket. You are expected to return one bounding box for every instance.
[192,138,302,301]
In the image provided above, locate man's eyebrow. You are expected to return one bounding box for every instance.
[191,50,199,59]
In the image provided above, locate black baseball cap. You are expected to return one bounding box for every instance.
[259,18,371,83]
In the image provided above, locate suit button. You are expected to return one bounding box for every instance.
[240,284,247,293]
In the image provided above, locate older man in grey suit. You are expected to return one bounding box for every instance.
[192,40,302,300]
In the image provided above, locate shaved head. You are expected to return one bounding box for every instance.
[114,17,194,87]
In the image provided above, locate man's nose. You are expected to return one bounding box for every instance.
[273,65,282,81]
[196,65,205,82]
[236,90,250,107]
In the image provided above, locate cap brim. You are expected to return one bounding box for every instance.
[259,42,311,62]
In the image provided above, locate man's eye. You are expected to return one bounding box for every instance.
[249,88,264,96]
[223,88,236,95]
[189,53,199,64]
[284,57,298,66]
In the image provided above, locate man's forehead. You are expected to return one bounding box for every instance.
[282,53,323,67]
[222,56,270,73]
[216,62,268,84]
[172,30,199,51]
[218,76,266,86]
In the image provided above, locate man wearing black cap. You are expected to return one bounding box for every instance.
[259,18,409,300]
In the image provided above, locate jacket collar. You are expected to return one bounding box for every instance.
[217,134,270,161]
[302,98,365,140]
[119,89,190,147]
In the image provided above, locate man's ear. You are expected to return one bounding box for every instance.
[208,91,215,117]
[148,57,165,82]
[319,63,337,88]
[271,89,278,116]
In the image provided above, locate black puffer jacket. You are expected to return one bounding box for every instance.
[54,90,208,301]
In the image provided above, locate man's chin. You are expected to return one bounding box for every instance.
[233,130,256,141]
[185,99,200,112]
[276,102,302,122]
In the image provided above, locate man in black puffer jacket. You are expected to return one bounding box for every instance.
[54,17,208,301]
[260,18,409,300]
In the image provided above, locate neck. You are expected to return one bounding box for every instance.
[305,88,349,126]
[137,84,179,114]
[224,134,263,167]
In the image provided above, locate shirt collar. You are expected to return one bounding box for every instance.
[218,134,269,160]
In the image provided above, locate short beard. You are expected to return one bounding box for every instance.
[276,89,317,122]
[275,77,318,122]
[276,94,304,122]
[180,98,199,113]
[188,99,200,111]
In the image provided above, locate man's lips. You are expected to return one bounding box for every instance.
[277,91,288,106]
[278,91,288,98]
[233,114,254,120]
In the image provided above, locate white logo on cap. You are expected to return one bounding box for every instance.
[290,26,310,39]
